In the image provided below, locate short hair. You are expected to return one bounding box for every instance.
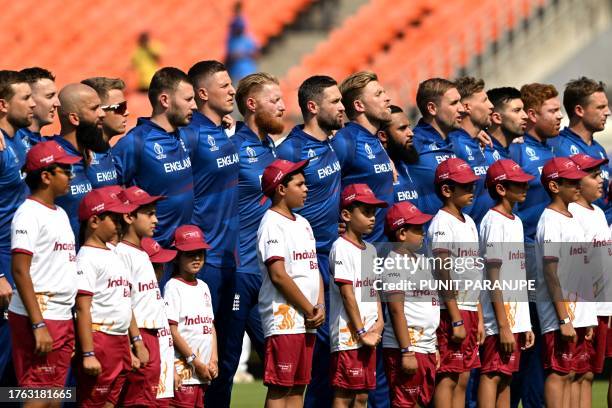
[148,67,190,107]
[297,75,338,117]
[0,70,26,101]
[455,76,485,100]
[24,163,61,191]
[487,87,522,112]
[81,77,125,101]
[340,71,378,120]
[520,83,558,112]
[416,78,456,116]
[235,72,279,116]
[187,60,227,87]
[20,67,55,84]
[563,77,606,119]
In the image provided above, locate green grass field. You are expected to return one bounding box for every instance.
[231,379,610,407]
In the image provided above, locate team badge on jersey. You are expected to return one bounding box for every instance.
[246,146,257,163]
[429,142,439,151]
[208,135,219,152]
[492,150,500,161]
[465,145,474,161]
[307,148,316,158]
[154,143,166,160]
[90,151,99,165]
[570,145,579,155]
[365,143,375,160]
[526,147,539,161]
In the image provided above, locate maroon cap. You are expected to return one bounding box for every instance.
[569,153,609,171]
[24,140,81,172]
[540,157,588,184]
[340,184,388,209]
[485,159,534,188]
[261,159,309,197]
[141,237,177,263]
[434,158,479,184]
[118,186,165,206]
[172,225,211,251]
[385,201,433,232]
[78,187,138,221]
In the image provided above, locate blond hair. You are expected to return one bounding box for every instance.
[235,72,279,116]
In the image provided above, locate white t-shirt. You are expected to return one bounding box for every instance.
[157,322,174,398]
[427,209,482,311]
[535,208,597,333]
[382,251,440,353]
[257,209,320,338]
[164,277,215,386]
[479,209,531,335]
[114,241,166,329]
[76,246,133,335]
[10,198,77,319]
[329,236,379,352]
[569,202,612,316]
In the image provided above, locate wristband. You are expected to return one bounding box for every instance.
[131,335,143,343]
[0,273,5,279]
[452,320,464,328]
[82,351,95,358]
[400,346,413,354]
[356,328,366,336]
[314,303,325,310]
[32,321,46,330]
[186,353,197,365]
[559,317,571,325]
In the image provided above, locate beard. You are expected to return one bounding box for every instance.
[8,113,32,130]
[76,121,109,153]
[255,110,284,135]
[168,107,192,128]
[318,112,344,133]
[387,135,419,165]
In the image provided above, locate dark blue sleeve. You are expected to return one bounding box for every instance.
[508,143,521,164]
[111,133,136,186]
[330,132,353,169]
[276,138,301,162]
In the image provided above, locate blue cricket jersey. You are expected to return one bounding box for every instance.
[0,129,29,279]
[184,111,240,268]
[408,120,456,215]
[15,128,46,147]
[548,127,611,223]
[112,118,194,246]
[331,122,394,243]
[392,158,421,207]
[449,129,496,226]
[509,134,554,243]
[232,122,276,275]
[490,136,512,161]
[276,125,341,255]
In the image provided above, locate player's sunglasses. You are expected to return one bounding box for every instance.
[101,101,128,115]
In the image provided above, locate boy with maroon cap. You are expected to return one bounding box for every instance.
[9,141,80,395]
[535,157,598,407]
[477,160,535,408]
[427,157,485,408]
[114,186,169,407]
[141,236,179,407]
[328,184,386,408]
[74,187,140,407]
[567,153,610,407]
[164,225,217,408]
[256,159,325,407]
[381,201,440,408]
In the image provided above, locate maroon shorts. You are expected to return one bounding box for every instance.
[480,333,524,376]
[119,328,161,406]
[330,347,376,390]
[592,316,612,373]
[383,348,436,408]
[263,333,315,387]
[155,398,171,408]
[8,311,74,387]
[573,327,595,374]
[76,332,132,407]
[170,384,206,408]
[436,309,480,373]
[542,329,578,374]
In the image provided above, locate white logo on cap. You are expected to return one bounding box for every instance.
[92,203,105,213]
[365,143,375,160]
[154,143,166,160]
[208,135,218,151]
[458,163,470,170]
[183,231,200,239]
[40,154,55,164]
